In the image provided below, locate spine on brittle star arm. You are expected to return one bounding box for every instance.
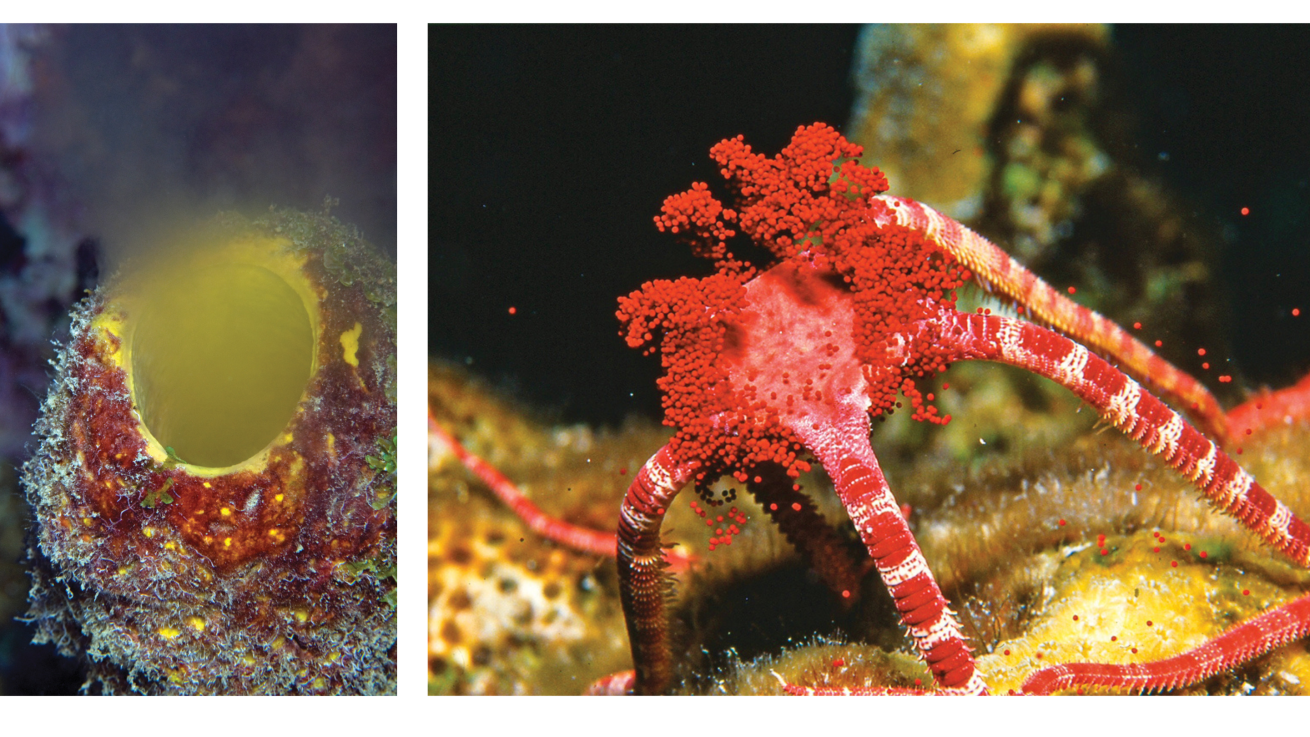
[948,312,1310,567]
[877,195,1230,444]
[822,450,988,695]
[617,444,697,694]
[1020,592,1310,694]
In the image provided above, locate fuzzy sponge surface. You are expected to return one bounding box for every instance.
[22,207,397,695]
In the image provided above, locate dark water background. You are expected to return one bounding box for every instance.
[431,25,1310,427]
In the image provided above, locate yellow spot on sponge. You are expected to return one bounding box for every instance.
[341,322,363,367]
[158,627,181,640]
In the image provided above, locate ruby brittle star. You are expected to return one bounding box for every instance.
[599,122,1310,695]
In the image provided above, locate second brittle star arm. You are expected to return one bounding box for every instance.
[430,407,693,569]
[940,311,1310,569]
[877,195,1232,445]
[617,412,990,696]
[1020,592,1310,694]
[780,590,1310,696]
[615,444,697,694]
[779,311,1310,697]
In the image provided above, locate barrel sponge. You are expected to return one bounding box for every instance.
[21,206,397,694]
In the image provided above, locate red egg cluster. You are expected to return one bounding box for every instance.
[619,123,965,516]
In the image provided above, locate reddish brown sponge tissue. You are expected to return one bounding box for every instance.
[23,209,397,694]
[70,317,387,571]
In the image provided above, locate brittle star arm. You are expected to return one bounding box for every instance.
[783,312,1310,697]
[430,407,692,569]
[781,588,1310,695]
[794,413,990,696]
[1019,592,1310,694]
[615,444,697,694]
[878,195,1231,445]
[617,417,989,695]
[941,311,1310,569]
